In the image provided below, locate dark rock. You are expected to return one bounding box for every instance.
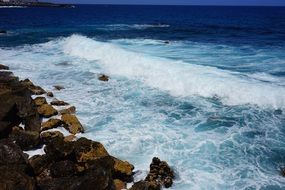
[113,157,134,182]
[73,137,109,163]
[98,74,109,82]
[64,134,76,142]
[129,181,160,190]
[0,165,36,190]
[44,138,74,161]
[0,72,41,138]
[9,127,40,151]
[60,106,76,115]
[41,131,64,144]
[21,79,46,95]
[47,92,54,97]
[51,100,69,106]
[50,160,77,178]
[114,179,126,190]
[53,85,65,91]
[62,114,84,134]
[0,30,7,34]
[34,97,47,106]
[41,118,63,131]
[29,155,51,176]
[0,64,9,70]
[37,104,58,118]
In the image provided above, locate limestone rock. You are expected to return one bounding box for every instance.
[61,114,84,134]
[34,97,47,106]
[37,104,58,118]
[41,119,63,131]
[60,106,76,114]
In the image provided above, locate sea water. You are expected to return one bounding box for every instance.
[1,5,285,189]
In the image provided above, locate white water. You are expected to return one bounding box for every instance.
[1,35,285,189]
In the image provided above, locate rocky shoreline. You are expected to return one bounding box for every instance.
[0,64,174,190]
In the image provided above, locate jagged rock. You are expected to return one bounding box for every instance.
[114,179,126,190]
[41,118,63,131]
[0,64,9,70]
[73,137,109,163]
[0,72,41,137]
[0,138,28,165]
[41,131,64,144]
[44,138,74,161]
[61,114,84,134]
[29,155,51,176]
[60,106,76,114]
[9,127,40,151]
[113,157,134,182]
[21,79,46,95]
[50,160,77,178]
[34,97,47,106]
[64,134,76,142]
[47,92,54,97]
[37,104,58,118]
[51,100,69,106]
[38,166,115,190]
[145,157,174,189]
[0,165,36,190]
[129,181,160,190]
[53,85,65,90]
[98,74,109,81]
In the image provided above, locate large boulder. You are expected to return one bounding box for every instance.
[61,114,84,134]
[60,106,76,115]
[113,157,134,182]
[50,160,77,178]
[9,127,40,151]
[44,138,74,161]
[37,104,58,118]
[41,131,64,144]
[73,137,109,163]
[21,79,46,95]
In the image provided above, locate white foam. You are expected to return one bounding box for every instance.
[63,35,285,109]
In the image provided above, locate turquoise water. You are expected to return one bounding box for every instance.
[1,5,285,189]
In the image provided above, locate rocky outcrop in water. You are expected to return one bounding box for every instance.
[0,67,174,190]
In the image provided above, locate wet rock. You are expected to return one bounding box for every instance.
[41,131,64,144]
[34,97,47,106]
[44,138,74,161]
[41,118,63,131]
[50,160,76,178]
[98,74,109,82]
[129,181,160,190]
[64,134,76,142]
[281,167,285,177]
[47,92,54,97]
[0,72,41,137]
[113,157,134,182]
[29,155,51,176]
[74,137,109,163]
[9,127,40,151]
[145,157,174,189]
[60,106,76,115]
[0,165,36,190]
[37,104,58,118]
[21,79,46,95]
[53,85,65,91]
[51,100,69,106]
[114,179,126,190]
[0,64,9,70]
[62,114,84,134]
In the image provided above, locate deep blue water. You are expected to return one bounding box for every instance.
[1,5,285,190]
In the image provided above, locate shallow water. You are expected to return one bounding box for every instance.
[1,5,285,189]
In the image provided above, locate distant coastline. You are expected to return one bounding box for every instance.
[0,1,74,8]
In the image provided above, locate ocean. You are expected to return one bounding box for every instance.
[1,5,285,189]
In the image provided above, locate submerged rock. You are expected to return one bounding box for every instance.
[53,85,65,91]
[37,104,58,118]
[41,118,63,131]
[98,74,109,82]
[62,114,84,134]
[51,100,69,106]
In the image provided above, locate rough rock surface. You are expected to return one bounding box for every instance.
[113,157,134,182]
[9,127,40,151]
[47,92,54,97]
[37,104,58,118]
[62,114,84,134]
[60,106,76,114]
[41,131,64,144]
[21,79,46,95]
[34,97,47,106]
[0,64,9,70]
[98,74,109,81]
[51,100,69,106]
[41,118,63,131]
[53,85,65,91]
